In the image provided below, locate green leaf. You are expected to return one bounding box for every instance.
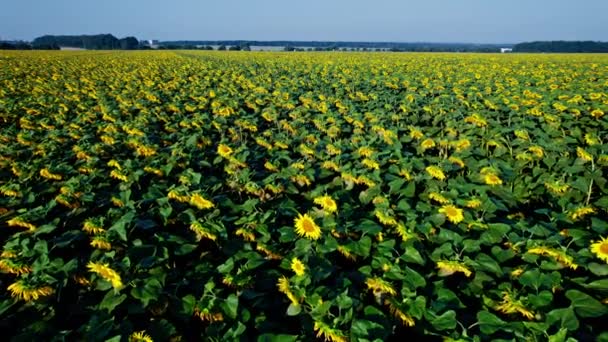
[546,307,579,331]
[131,278,163,307]
[428,310,457,331]
[402,245,425,265]
[528,290,553,308]
[388,178,405,195]
[222,294,239,319]
[0,299,17,316]
[477,310,507,335]
[223,321,246,339]
[565,290,608,318]
[547,328,568,342]
[181,294,196,315]
[475,253,502,276]
[108,211,135,241]
[403,267,426,289]
[403,182,416,198]
[519,269,543,290]
[98,291,126,313]
[589,263,608,276]
[257,334,299,342]
[286,303,301,316]
[584,279,608,293]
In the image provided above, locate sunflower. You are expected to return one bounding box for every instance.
[569,206,595,221]
[277,276,300,305]
[217,144,233,158]
[438,205,464,224]
[90,237,112,250]
[448,156,465,168]
[358,146,374,157]
[294,213,322,240]
[313,321,348,342]
[420,138,436,150]
[189,193,214,210]
[129,331,153,342]
[313,195,338,213]
[465,198,482,209]
[426,165,446,181]
[429,192,450,204]
[365,277,397,296]
[190,221,217,241]
[290,257,306,276]
[591,109,605,119]
[7,217,36,231]
[195,308,224,322]
[7,281,54,301]
[110,169,128,182]
[527,246,578,270]
[409,126,424,140]
[590,237,608,263]
[436,260,472,277]
[40,168,62,180]
[484,173,503,186]
[495,292,534,320]
[576,147,593,162]
[0,259,31,275]
[362,158,380,170]
[544,181,569,195]
[385,298,416,327]
[374,210,398,227]
[528,146,544,158]
[87,261,123,289]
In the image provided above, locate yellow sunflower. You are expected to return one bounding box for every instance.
[217,144,233,158]
[591,237,608,263]
[290,257,306,276]
[294,213,322,240]
[313,195,338,213]
[426,166,446,181]
[87,261,123,289]
[438,205,464,224]
[7,281,54,302]
[189,193,214,210]
[484,173,503,186]
[129,331,153,342]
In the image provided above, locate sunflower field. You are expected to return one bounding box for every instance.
[0,50,607,341]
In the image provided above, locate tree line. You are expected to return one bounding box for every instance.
[1,34,139,50]
[2,37,608,53]
[513,41,608,53]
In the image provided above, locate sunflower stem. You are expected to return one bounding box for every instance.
[585,159,595,206]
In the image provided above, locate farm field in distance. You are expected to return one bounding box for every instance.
[0,50,607,341]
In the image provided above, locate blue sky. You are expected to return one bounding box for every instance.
[1,0,607,43]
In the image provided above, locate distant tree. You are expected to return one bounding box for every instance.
[218,45,227,51]
[228,45,241,51]
[513,41,608,53]
[119,37,139,50]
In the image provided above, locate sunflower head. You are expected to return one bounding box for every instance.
[290,257,306,276]
[217,144,233,158]
[294,213,322,240]
[438,205,464,224]
[591,237,608,263]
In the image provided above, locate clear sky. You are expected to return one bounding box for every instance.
[1,0,607,43]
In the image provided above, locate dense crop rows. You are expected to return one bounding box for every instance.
[0,51,607,341]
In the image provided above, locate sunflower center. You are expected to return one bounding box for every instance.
[600,242,608,254]
[302,219,315,232]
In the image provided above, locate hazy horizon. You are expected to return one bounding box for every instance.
[1,0,607,43]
